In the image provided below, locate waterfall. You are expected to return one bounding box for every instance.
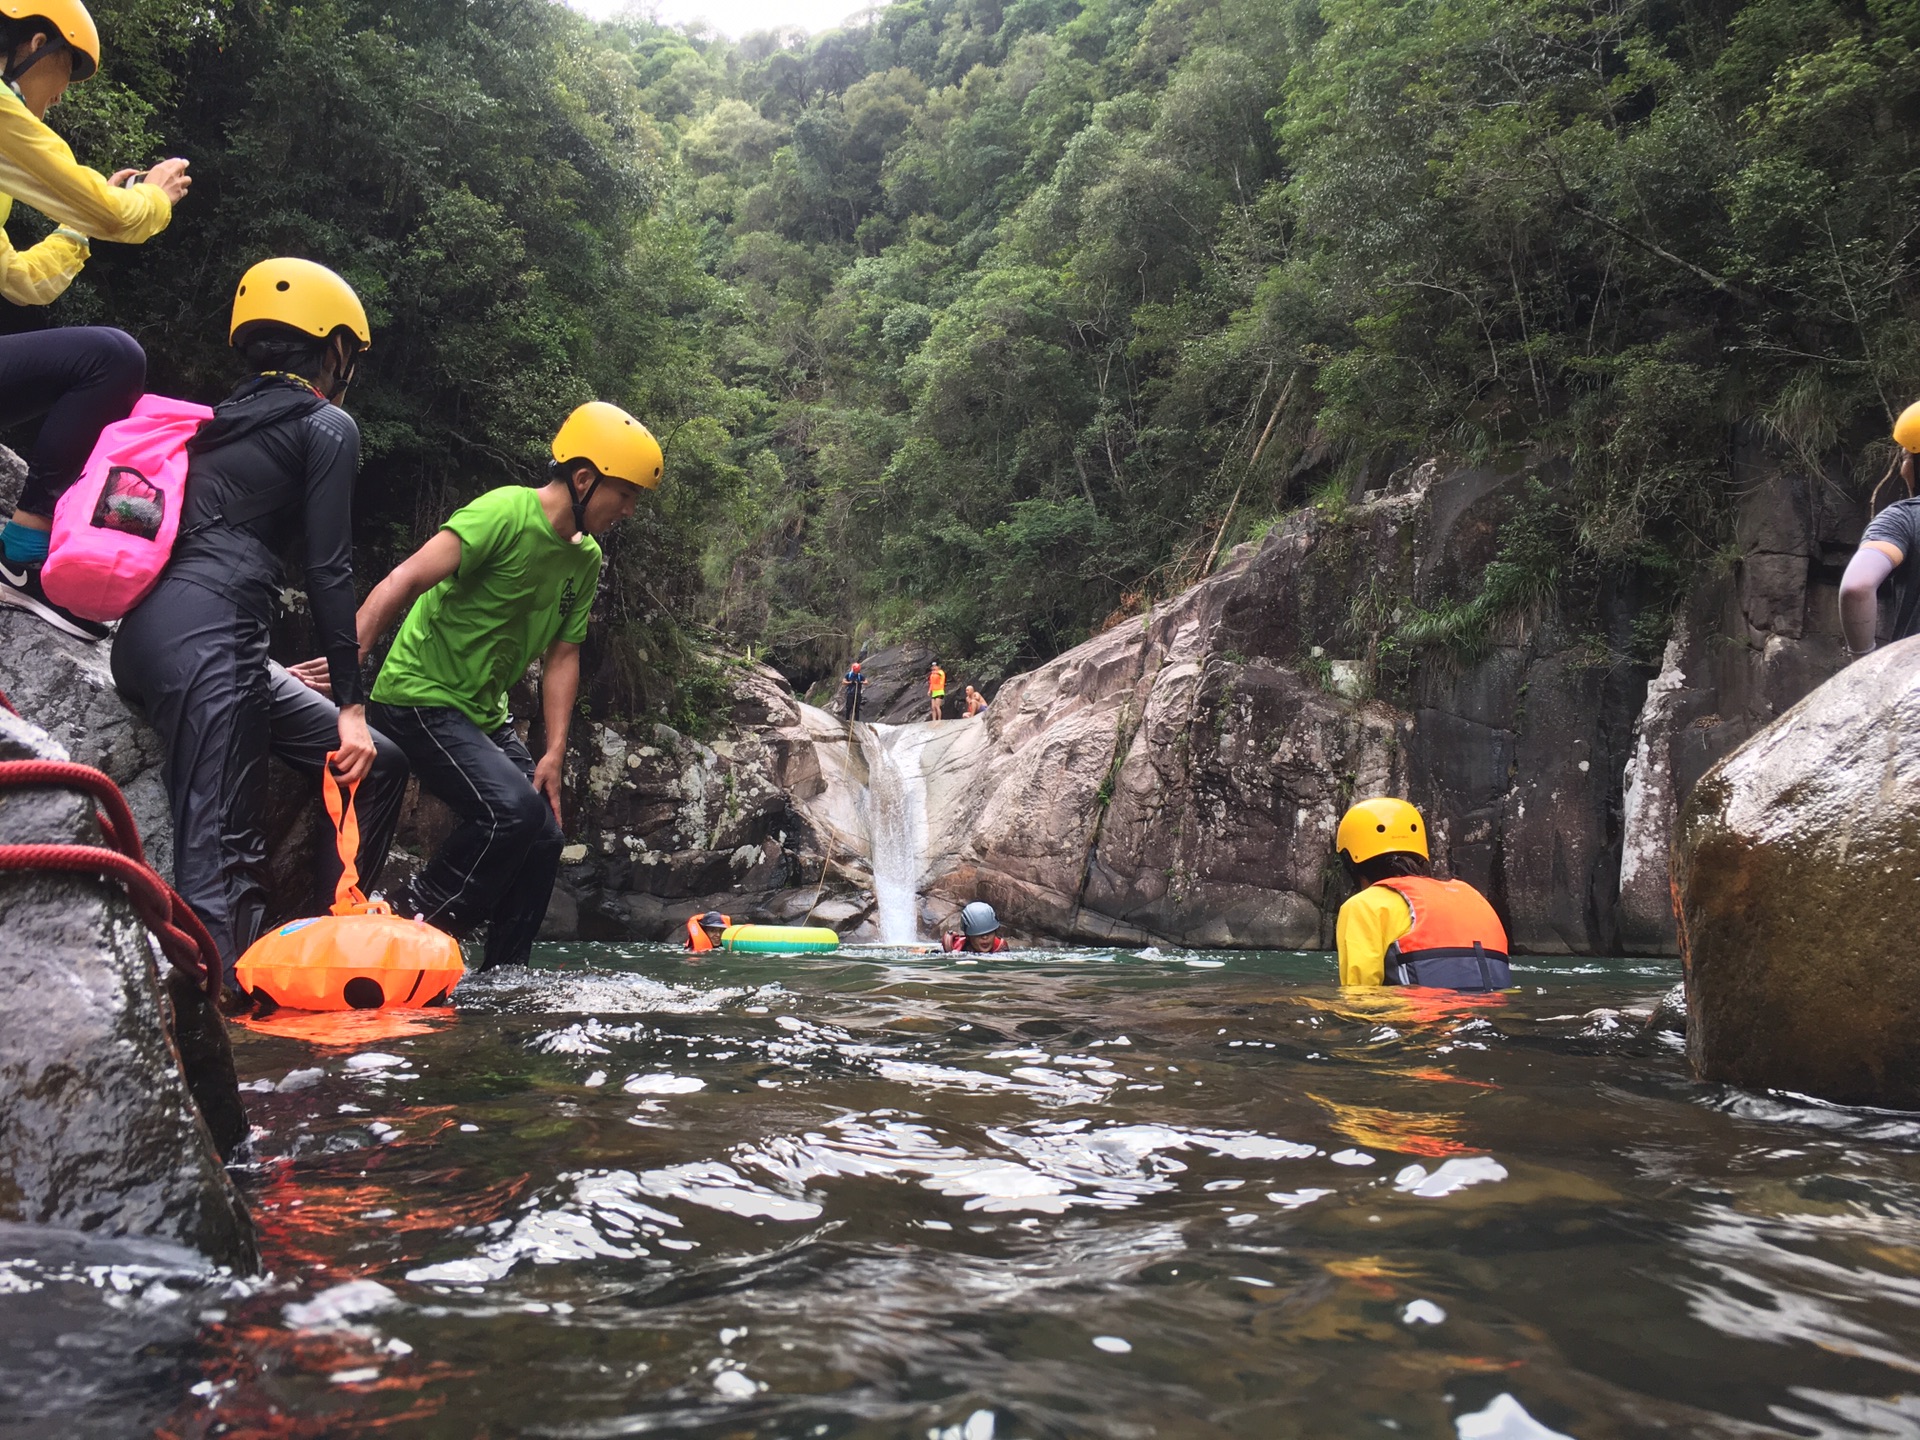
[857,723,927,944]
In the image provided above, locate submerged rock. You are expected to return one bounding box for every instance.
[0,706,255,1269]
[1673,639,1920,1107]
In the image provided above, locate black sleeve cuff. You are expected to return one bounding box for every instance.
[329,655,365,709]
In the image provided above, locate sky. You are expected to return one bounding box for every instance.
[565,0,872,38]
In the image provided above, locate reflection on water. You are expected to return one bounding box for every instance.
[8,946,1920,1437]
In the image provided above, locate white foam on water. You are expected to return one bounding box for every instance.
[639,1162,823,1220]
[1403,1299,1447,1325]
[1455,1393,1574,1440]
[284,1279,398,1329]
[406,1169,686,1284]
[1204,1135,1316,1161]
[712,1369,759,1398]
[1394,1156,1508,1197]
[472,969,745,1017]
[1330,1149,1376,1166]
[623,1073,706,1094]
[535,1025,611,1055]
[1266,1188,1334,1209]
[1091,1335,1133,1353]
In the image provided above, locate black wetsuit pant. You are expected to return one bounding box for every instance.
[111,575,409,982]
[366,701,562,971]
[0,327,146,518]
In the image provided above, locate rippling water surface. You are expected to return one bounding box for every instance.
[10,944,1920,1439]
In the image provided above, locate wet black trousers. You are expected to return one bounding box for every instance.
[365,701,562,971]
[0,327,146,517]
[111,576,409,981]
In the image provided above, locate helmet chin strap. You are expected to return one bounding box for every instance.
[569,468,602,545]
[5,38,58,85]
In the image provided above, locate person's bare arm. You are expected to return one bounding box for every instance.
[357,529,464,659]
[288,529,465,696]
[533,640,581,825]
[1840,541,1901,657]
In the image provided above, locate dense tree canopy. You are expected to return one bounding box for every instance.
[30,0,1920,707]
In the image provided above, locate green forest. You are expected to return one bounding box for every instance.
[38,0,1920,712]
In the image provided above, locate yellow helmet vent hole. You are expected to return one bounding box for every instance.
[276,279,290,290]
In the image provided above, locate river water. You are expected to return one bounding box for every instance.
[9,944,1920,1439]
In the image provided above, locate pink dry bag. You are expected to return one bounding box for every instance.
[41,394,212,622]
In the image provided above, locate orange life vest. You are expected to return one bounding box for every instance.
[685,914,731,952]
[1371,875,1511,992]
[928,667,946,695]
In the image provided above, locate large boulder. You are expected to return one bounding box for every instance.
[1673,638,1920,1106]
[0,706,256,1268]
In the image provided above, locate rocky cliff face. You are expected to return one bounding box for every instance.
[530,439,1862,955]
[1673,638,1920,1106]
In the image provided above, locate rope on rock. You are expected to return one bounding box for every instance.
[0,759,220,997]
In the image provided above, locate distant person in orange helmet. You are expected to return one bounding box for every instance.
[684,911,729,953]
[1839,399,1920,661]
[838,659,865,722]
[927,658,946,722]
[1333,798,1510,991]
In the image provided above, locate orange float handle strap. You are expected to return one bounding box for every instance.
[321,754,370,915]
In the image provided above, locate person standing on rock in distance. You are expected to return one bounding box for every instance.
[927,658,945,722]
[329,402,662,971]
[1839,401,1920,662]
[111,259,407,1003]
[0,0,192,641]
[839,659,865,723]
[1333,798,1510,991]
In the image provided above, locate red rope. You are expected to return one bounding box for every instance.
[0,759,220,996]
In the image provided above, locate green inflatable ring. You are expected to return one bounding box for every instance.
[721,923,841,954]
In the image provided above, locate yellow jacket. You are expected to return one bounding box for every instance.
[0,85,171,305]
[1335,885,1413,987]
[0,194,87,305]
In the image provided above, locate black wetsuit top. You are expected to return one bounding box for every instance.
[167,375,364,705]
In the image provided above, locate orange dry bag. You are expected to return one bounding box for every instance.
[235,759,465,1011]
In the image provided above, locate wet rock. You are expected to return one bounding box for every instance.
[1673,639,1920,1106]
[0,708,255,1268]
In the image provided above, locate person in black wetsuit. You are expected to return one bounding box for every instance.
[110,258,407,999]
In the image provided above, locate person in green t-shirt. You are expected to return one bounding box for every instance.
[331,401,660,969]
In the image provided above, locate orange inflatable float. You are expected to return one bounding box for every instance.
[235,761,464,1011]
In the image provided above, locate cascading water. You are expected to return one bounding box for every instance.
[857,722,926,944]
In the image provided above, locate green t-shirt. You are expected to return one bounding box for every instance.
[371,485,601,731]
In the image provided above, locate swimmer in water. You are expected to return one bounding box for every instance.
[942,900,1008,954]
[684,910,729,954]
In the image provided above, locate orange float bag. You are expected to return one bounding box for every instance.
[235,760,465,1011]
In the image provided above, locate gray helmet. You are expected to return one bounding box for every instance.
[960,901,999,937]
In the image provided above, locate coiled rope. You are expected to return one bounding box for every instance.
[0,755,221,997]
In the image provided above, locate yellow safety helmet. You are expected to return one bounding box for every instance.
[1336,796,1429,865]
[1894,400,1920,454]
[0,0,100,81]
[229,258,371,348]
[551,401,663,490]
